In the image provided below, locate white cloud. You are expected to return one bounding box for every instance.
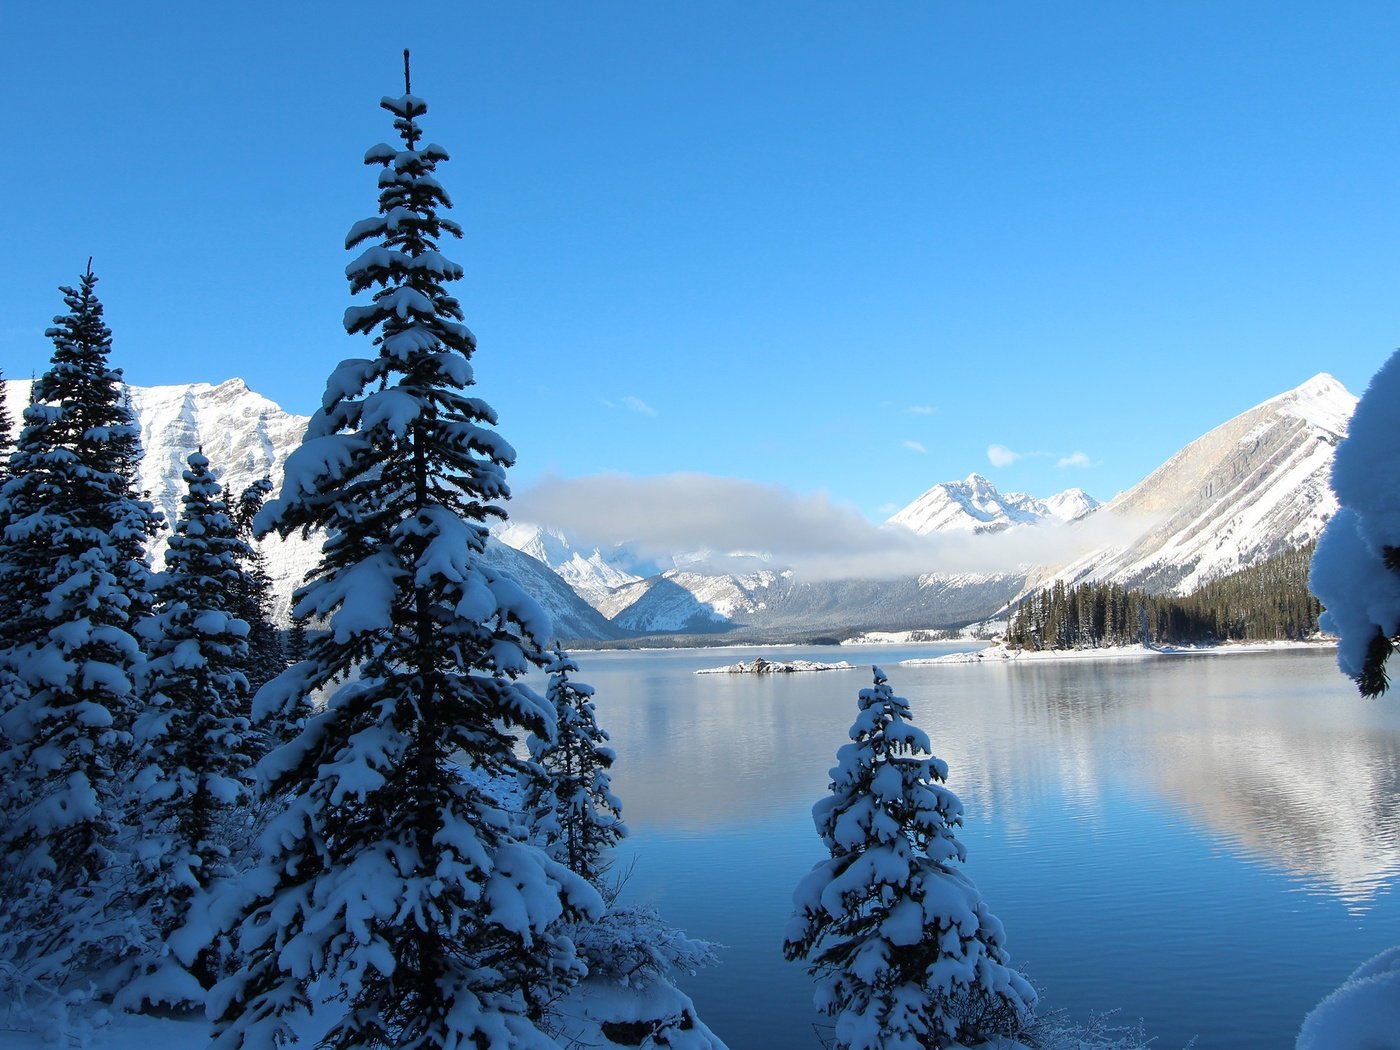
[987,443,1021,468]
[903,439,927,454]
[513,472,1152,582]
[1057,451,1092,468]
[905,405,935,415]
[622,396,657,417]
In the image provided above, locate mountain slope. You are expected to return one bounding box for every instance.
[1033,373,1355,594]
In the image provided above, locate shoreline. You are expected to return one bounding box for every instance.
[901,639,1337,667]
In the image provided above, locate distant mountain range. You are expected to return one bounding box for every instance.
[1,373,1356,643]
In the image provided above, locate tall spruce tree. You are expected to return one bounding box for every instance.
[125,451,252,1006]
[0,266,161,986]
[210,59,600,1050]
[524,646,626,883]
[784,667,1035,1050]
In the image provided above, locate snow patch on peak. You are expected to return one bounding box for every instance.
[1271,372,1356,435]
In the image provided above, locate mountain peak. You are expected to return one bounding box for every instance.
[1268,373,1355,435]
[889,473,1092,535]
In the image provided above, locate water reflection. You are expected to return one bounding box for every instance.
[579,647,1400,903]
[915,652,1400,905]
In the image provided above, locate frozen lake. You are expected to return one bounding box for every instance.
[552,643,1400,1050]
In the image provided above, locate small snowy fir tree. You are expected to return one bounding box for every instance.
[286,609,309,663]
[0,368,14,475]
[229,477,286,697]
[124,451,252,1007]
[210,57,601,1050]
[525,645,626,883]
[1311,349,1400,696]
[784,667,1036,1050]
[0,266,161,988]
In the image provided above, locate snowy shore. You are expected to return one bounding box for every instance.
[901,639,1335,667]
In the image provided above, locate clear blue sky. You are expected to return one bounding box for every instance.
[5,2,1399,521]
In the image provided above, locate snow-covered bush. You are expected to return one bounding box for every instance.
[1311,348,1400,695]
[785,666,1036,1050]
[573,902,718,991]
[1296,947,1400,1050]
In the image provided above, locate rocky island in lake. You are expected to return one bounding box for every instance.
[694,657,856,675]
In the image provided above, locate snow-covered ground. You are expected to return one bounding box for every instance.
[1,980,728,1050]
[902,639,1335,667]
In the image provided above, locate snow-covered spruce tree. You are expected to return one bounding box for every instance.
[1311,349,1400,696]
[210,62,601,1050]
[0,266,161,986]
[784,667,1035,1050]
[123,451,252,1006]
[524,645,626,883]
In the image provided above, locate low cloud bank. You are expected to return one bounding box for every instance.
[512,472,1151,582]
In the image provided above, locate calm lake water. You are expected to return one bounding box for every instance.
[542,643,1400,1050]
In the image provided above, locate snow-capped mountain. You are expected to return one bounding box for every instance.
[494,522,643,612]
[1,378,621,641]
[888,474,1101,535]
[1030,372,1355,595]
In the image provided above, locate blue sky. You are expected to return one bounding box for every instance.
[5,2,1399,523]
